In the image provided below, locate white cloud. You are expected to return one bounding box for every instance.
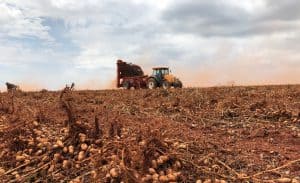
[225,0,266,13]
[0,0,299,89]
[0,2,53,41]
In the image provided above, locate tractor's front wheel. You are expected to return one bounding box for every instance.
[162,81,171,89]
[147,78,157,89]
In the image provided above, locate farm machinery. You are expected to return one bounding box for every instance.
[116,60,183,89]
[5,82,20,92]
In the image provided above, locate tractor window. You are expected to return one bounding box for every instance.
[153,70,160,75]
[153,70,157,75]
[153,69,169,75]
[162,69,169,75]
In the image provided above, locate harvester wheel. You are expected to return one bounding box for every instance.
[162,81,171,89]
[147,78,157,89]
[123,81,130,90]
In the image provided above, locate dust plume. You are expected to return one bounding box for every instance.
[112,53,300,88]
[75,78,116,90]
[19,82,45,91]
[8,81,46,91]
[105,79,117,89]
[175,56,300,87]
[76,79,104,90]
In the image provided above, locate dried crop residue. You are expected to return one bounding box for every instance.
[0,85,299,182]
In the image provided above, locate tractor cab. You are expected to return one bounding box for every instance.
[151,67,170,82]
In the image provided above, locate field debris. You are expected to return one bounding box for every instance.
[5,82,20,92]
[0,85,299,182]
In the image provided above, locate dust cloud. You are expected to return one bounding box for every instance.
[0,81,46,92]
[176,58,300,87]
[1,56,298,92]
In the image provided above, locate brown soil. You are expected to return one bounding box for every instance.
[0,85,299,183]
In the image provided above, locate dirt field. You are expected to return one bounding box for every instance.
[0,85,299,183]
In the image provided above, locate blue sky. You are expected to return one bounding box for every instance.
[0,0,299,91]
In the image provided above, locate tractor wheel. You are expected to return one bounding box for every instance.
[162,81,171,89]
[147,78,157,89]
[174,80,183,88]
[123,81,130,90]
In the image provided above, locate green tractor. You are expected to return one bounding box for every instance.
[147,67,183,89]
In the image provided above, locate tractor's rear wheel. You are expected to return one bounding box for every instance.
[162,81,171,89]
[147,78,157,89]
[174,80,183,88]
[123,81,130,90]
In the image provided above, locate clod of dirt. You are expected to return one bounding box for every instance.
[251,128,269,138]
